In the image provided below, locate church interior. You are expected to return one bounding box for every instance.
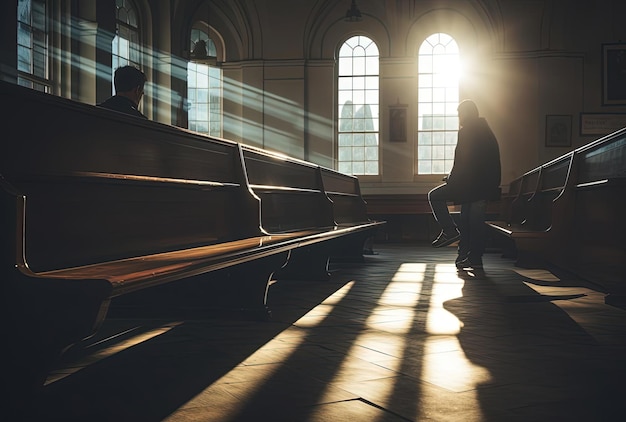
[1,1,625,420]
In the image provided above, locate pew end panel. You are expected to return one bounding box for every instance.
[241,148,385,279]
[320,167,385,260]
[320,167,369,224]
[242,146,335,232]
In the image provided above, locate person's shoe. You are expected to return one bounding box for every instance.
[432,229,460,248]
[456,256,483,269]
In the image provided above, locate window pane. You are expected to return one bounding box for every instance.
[418,132,432,146]
[17,45,31,72]
[338,57,352,75]
[432,160,446,173]
[433,132,445,145]
[418,145,432,160]
[338,77,352,90]
[364,161,378,175]
[365,57,379,75]
[338,91,353,106]
[419,55,432,73]
[353,76,364,90]
[338,146,352,161]
[338,133,352,146]
[418,160,432,173]
[365,146,378,160]
[352,91,365,105]
[353,56,366,74]
[339,118,353,132]
[445,145,456,159]
[338,162,352,174]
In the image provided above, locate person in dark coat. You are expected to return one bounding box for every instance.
[428,99,501,269]
[98,65,147,119]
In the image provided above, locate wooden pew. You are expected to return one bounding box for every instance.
[0,81,384,403]
[320,166,383,258]
[240,146,384,279]
[487,128,626,279]
[565,130,626,303]
[486,152,575,265]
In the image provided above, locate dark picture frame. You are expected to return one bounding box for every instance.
[389,106,407,142]
[602,43,626,105]
[545,114,572,147]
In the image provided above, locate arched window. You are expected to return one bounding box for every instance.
[112,0,141,93]
[417,33,460,175]
[17,0,49,92]
[187,24,222,137]
[338,35,379,176]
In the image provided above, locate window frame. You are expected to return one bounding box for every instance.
[336,35,381,177]
[186,22,224,137]
[112,0,142,94]
[416,32,461,176]
[17,0,51,92]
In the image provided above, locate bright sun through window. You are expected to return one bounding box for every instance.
[417,33,461,175]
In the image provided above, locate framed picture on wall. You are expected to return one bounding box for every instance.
[389,106,407,142]
[580,113,626,135]
[602,43,626,105]
[545,115,572,147]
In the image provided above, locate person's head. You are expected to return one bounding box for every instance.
[457,99,479,128]
[113,65,147,106]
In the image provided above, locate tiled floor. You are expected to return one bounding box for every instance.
[25,243,626,421]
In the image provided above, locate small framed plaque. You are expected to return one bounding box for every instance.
[545,115,572,147]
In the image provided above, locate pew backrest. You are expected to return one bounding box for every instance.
[2,82,262,272]
[523,152,574,230]
[509,167,541,225]
[241,146,335,232]
[320,167,370,224]
[574,128,626,186]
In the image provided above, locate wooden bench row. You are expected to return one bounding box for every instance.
[486,127,626,290]
[0,81,384,403]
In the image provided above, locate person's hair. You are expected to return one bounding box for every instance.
[457,99,479,120]
[114,65,147,93]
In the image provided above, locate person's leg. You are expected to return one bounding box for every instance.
[467,200,487,266]
[456,200,487,268]
[428,184,460,247]
[457,202,470,263]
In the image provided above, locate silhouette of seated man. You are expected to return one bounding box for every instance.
[98,65,147,119]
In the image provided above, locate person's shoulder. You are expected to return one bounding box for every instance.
[472,117,495,134]
[97,96,146,119]
[98,95,125,109]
